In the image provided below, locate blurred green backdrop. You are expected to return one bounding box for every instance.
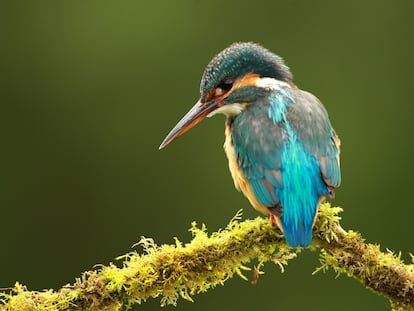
[1,1,414,310]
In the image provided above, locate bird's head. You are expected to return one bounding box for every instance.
[159,42,292,149]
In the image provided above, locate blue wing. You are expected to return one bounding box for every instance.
[232,100,285,208]
[231,86,340,247]
[288,90,341,190]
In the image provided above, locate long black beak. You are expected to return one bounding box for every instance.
[159,99,219,149]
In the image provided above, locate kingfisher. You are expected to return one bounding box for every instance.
[159,42,341,247]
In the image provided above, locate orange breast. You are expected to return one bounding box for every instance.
[223,124,271,216]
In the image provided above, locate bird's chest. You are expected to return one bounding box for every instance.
[223,122,271,215]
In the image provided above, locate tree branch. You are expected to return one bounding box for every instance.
[1,203,413,311]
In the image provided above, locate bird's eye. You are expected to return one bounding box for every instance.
[215,79,233,96]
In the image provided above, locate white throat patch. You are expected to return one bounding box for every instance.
[255,77,291,90]
[207,103,245,118]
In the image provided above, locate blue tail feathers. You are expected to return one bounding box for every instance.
[282,219,313,247]
[276,141,329,248]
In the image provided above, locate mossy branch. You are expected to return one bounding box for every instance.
[1,203,413,311]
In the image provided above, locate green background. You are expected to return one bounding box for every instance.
[2,1,413,310]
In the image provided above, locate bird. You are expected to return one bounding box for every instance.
[159,42,341,247]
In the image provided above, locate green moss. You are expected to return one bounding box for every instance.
[1,204,413,310]
[99,213,297,307]
[314,204,414,310]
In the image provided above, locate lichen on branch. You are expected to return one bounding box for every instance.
[0,204,413,311]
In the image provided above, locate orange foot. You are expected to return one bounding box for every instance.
[269,213,278,227]
[269,213,283,234]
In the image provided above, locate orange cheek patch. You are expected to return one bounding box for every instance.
[213,73,260,105]
[232,72,260,89]
[206,72,260,107]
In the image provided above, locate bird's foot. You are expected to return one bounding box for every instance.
[328,186,335,198]
[269,213,278,227]
[269,214,284,234]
